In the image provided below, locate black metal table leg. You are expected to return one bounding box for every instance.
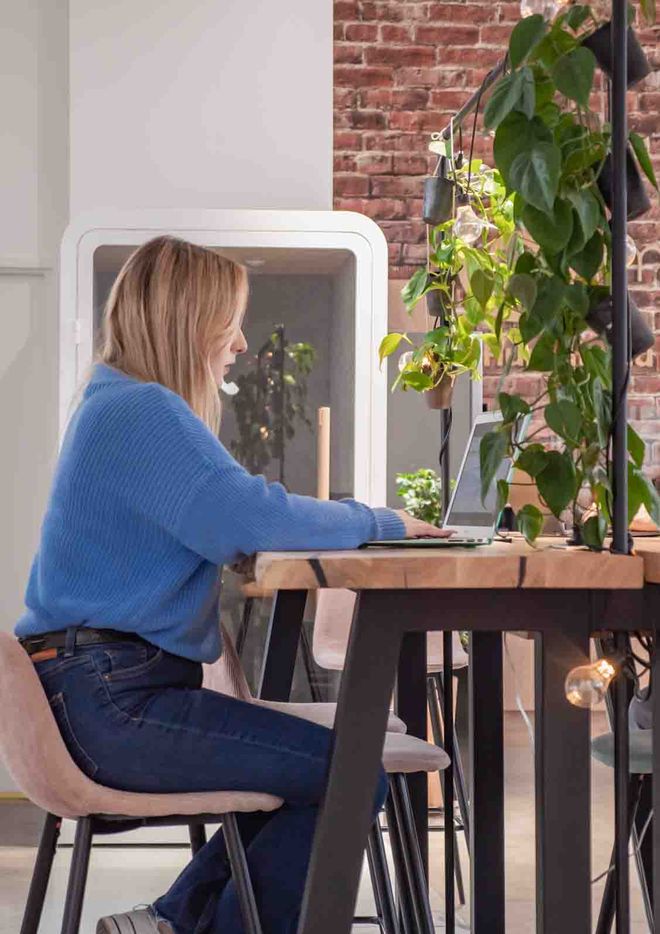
[257,589,307,700]
[469,631,505,934]
[298,590,403,934]
[443,631,455,932]
[395,631,428,875]
[534,618,591,933]
[652,587,660,927]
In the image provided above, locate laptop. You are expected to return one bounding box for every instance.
[364,411,514,548]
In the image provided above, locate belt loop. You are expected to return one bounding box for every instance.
[64,626,78,658]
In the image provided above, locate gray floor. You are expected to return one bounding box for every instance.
[0,713,651,932]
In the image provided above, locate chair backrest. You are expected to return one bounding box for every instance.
[312,589,359,668]
[202,621,253,702]
[0,632,103,818]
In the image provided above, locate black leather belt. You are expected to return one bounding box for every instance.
[20,627,148,661]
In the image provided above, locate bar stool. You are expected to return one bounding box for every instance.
[312,589,470,900]
[591,729,653,932]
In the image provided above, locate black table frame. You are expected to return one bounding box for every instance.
[257,585,643,934]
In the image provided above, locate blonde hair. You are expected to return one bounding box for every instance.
[98,235,248,434]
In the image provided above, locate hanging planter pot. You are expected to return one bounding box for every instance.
[586,293,654,359]
[424,373,454,410]
[597,147,652,221]
[425,273,453,320]
[423,157,454,226]
[582,24,651,88]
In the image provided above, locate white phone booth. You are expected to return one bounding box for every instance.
[59,209,390,507]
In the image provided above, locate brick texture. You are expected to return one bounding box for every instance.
[333,0,660,475]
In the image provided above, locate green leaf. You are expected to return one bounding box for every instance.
[564,281,589,317]
[499,391,531,422]
[535,26,576,67]
[480,429,508,505]
[630,131,659,190]
[401,268,429,311]
[628,423,646,469]
[402,370,434,391]
[582,514,607,549]
[536,450,577,517]
[516,444,549,478]
[378,332,407,366]
[569,231,604,281]
[545,399,582,443]
[532,275,566,327]
[471,268,494,309]
[522,198,573,253]
[528,332,556,371]
[566,4,591,29]
[507,272,537,310]
[494,113,552,188]
[496,478,510,514]
[640,0,657,24]
[509,142,561,214]
[551,47,596,107]
[517,503,544,544]
[515,251,538,275]
[510,15,547,68]
[567,188,601,242]
[628,464,660,524]
[484,68,535,130]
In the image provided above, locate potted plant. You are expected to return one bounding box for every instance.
[581,0,653,87]
[396,468,443,525]
[229,328,316,479]
[380,160,516,409]
[477,8,660,549]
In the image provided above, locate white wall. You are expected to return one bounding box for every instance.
[0,0,69,789]
[69,0,333,214]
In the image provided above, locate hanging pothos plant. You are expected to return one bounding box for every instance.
[229,330,316,476]
[477,5,660,548]
[378,160,516,396]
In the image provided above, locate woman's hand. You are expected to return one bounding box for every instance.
[392,510,455,539]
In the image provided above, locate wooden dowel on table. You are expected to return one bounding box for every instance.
[317,407,330,501]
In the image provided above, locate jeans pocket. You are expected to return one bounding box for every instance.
[49,693,99,778]
[102,644,164,682]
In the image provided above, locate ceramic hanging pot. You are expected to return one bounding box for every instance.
[597,147,652,221]
[586,293,654,359]
[582,24,651,88]
[424,373,454,410]
[423,156,454,226]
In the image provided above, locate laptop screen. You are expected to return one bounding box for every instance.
[444,418,510,528]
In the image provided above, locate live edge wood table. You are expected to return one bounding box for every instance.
[243,539,645,934]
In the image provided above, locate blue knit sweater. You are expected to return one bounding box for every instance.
[16,363,405,661]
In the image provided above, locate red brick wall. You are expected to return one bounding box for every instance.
[333,0,660,474]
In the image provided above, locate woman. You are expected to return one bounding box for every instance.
[16,236,449,933]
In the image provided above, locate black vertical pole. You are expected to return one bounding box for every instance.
[610,0,629,556]
[443,631,455,932]
[610,0,630,924]
[441,410,451,517]
[276,324,286,486]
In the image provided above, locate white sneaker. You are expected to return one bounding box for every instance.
[96,907,173,933]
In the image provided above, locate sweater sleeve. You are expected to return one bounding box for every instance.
[96,382,406,564]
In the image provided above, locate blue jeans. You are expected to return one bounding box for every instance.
[35,639,388,934]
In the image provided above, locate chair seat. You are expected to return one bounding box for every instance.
[382,733,450,774]
[255,699,407,734]
[591,730,652,775]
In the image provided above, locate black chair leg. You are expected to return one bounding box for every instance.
[223,813,262,934]
[385,790,416,934]
[434,671,470,838]
[390,775,435,934]
[236,597,254,658]
[188,822,207,855]
[21,812,61,934]
[61,817,93,934]
[366,820,399,934]
[427,673,467,906]
[300,625,323,703]
[595,774,644,934]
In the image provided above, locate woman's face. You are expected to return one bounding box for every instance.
[210,314,248,385]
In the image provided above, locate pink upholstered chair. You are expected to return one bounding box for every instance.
[0,631,278,934]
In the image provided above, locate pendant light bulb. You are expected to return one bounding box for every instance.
[453,203,488,245]
[398,351,414,373]
[626,234,637,268]
[520,0,559,18]
[565,658,618,708]
[220,379,239,396]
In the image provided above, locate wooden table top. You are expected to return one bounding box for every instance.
[633,536,660,584]
[245,536,644,592]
